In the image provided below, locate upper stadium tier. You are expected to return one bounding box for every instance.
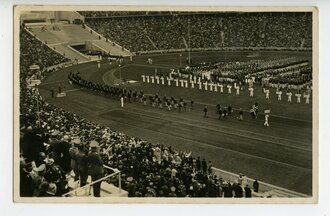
[81,12,312,53]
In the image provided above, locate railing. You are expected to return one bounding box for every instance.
[62,165,121,197]
[211,167,309,198]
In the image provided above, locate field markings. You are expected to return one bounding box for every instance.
[65,88,83,93]
[103,110,312,172]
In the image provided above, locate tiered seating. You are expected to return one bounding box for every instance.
[84,12,312,52]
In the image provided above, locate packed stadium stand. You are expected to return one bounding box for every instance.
[19,11,312,198]
[82,12,312,52]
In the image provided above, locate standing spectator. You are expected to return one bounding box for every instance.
[52,135,71,173]
[76,143,88,187]
[201,159,207,174]
[20,158,34,197]
[69,138,80,181]
[233,183,243,198]
[244,185,252,197]
[88,140,104,197]
[196,157,201,171]
[207,161,213,175]
[253,179,259,193]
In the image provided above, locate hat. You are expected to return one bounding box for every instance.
[72,138,81,145]
[90,140,99,148]
[44,158,55,165]
[170,186,176,192]
[127,177,133,182]
[36,164,46,172]
[63,135,70,141]
[51,130,60,136]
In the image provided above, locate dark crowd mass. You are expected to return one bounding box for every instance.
[83,12,312,52]
[177,57,312,90]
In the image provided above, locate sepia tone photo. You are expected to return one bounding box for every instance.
[13,5,319,203]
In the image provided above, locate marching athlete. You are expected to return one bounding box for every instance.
[203,106,208,118]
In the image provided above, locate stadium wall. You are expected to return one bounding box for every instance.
[136,47,312,55]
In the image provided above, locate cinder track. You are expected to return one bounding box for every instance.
[38,51,313,195]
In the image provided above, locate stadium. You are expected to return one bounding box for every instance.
[18,10,314,199]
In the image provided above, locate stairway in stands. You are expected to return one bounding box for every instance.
[26,23,132,63]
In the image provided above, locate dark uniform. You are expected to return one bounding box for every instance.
[244,185,252,197]
[44,162,68,196]
[228,105,232,116]
[253,179,259,193]
[76,146,88,187]
[203,106,208,118]
[52,139,71,173]
[87,140,104,197]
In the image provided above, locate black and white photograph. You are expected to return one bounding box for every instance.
[13,5,318,203]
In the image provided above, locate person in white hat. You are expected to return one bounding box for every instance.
[32,164,46,196]
[87,140,104,197]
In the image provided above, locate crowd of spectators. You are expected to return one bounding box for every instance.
[79,11,174,18]
[20,28,69,80]
[19,26,257,198]
[84,12,312,52]
[20,76,256,197]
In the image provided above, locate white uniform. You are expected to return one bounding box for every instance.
[120,97,124,107]
[265,90,270,99]
[264,114,269,127]
[235,86,240,95]
[296,94,301,103]
[305,94,310,104]
[287,92,292,102]
[249,88,254,97]
[227,85,232,94]
[219,84,224,93]
[277,91,282,101]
